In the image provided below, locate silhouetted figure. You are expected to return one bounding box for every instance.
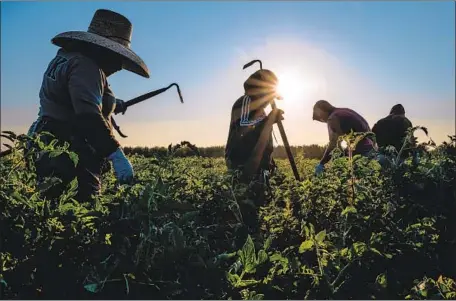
[26,9,149,203]
[312,100,375,175]
[372,104,416,155]
[225,69,284,182]
[225,69,283,230]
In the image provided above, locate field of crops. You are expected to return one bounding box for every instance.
[1,132,456,300]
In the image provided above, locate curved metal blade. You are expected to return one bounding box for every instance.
[243,59,263,70]
[169,83,184,103]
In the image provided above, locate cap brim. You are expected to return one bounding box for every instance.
[52,31,150,78]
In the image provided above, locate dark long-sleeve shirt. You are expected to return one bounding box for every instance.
[372,114,414,152]
[321,108,374,165]
[35,48,119,158]
[225,95,273,174]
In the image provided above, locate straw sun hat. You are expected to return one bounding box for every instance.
[51,9,150,78]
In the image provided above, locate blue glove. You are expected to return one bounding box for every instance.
[108,148,134,184]
[315,163,325,176]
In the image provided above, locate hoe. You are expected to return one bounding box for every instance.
[243,59,301,181]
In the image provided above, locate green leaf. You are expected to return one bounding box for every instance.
[37,140,45,149]
[352,242,367,256]
[446,292,456,299]
[370,247,383,257]
[240,235,256,272]
[257,250,268,265]
[227,272,240,286]
[237,279,260,288]
[304,225,310,238]
[376,273,387,288]
[2,130,17,139]
[84,283,98,293]
[299,240,314,253]
[48,139,59,148]
[69,152,79,167]
[105,233,112,245]
[263,236,272,251]
[12,191,32,208]
[315,230,326,243]
[339,247,350,259]
[269,253,284,262]
[341,206,357,216]
[48,150,63,158]
[250,293,264,300]
[68,178,79,193]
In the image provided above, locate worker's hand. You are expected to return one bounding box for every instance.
[315,163,325,176]
[108,148,134,184]
[114,98,127,115]
[268,108,284,124]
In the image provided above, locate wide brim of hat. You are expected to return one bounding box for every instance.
[51,31,150,78]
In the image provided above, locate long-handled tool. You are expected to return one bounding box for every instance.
[243,60,301,181]
[115,83,184,115]
[112,83,184,137]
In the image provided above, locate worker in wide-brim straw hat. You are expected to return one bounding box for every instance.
[27,9,149,203]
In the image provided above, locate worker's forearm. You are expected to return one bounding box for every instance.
[320,141,337,165]
[74,113,120,158]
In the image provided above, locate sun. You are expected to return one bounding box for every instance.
[276,70,306,104]
[274,68,324,112]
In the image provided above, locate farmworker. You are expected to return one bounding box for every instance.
[26,9,149,202]
[312,100,375,175]
[225,69,284,185]
[372,104,418,165]
[224,68,284,230]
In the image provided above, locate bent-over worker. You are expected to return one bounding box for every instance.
[312,100,375,175]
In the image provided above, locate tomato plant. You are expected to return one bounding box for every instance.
[1,132,455,299]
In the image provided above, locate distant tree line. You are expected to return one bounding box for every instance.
[123,143,326,160]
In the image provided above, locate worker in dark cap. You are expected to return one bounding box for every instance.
[225,69,284,183]
[372,104,417,163]
[312,100,375,175]
[225,68,284,231]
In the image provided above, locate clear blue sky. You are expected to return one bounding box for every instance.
[1,1,455,147]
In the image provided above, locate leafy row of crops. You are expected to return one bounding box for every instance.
[122,143,327,160]
[1,131,455,299]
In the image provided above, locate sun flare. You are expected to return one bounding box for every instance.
[276,71,306,104]
[274,68,323,112]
